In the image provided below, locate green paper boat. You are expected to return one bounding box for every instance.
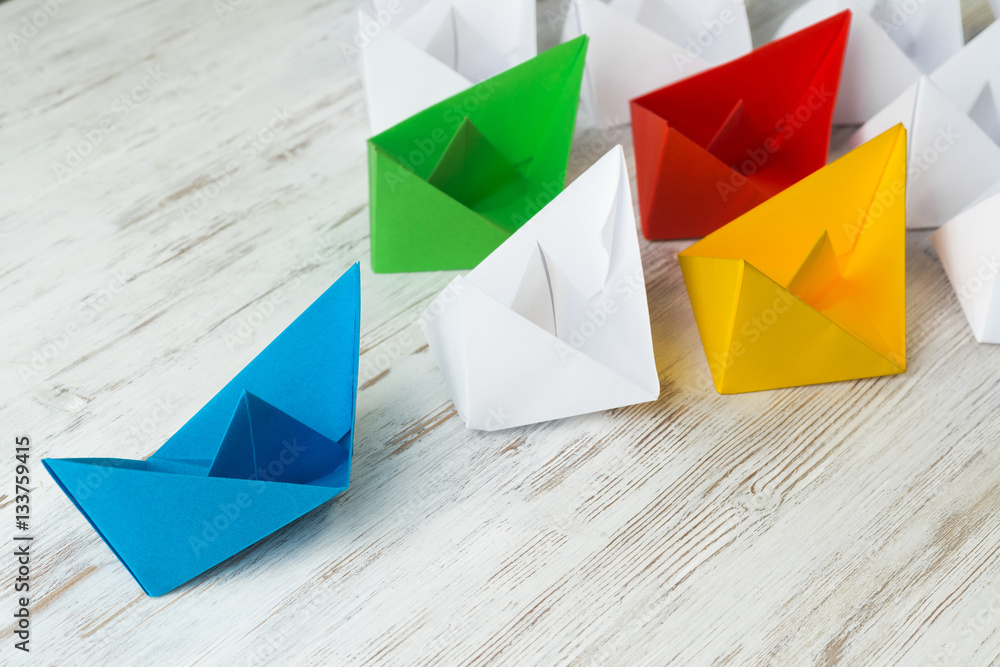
[367,36,588,273]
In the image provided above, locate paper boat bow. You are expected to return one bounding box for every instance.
[43,264,361,596]
[420,146,659,430]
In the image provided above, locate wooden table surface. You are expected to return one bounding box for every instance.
[3,0,1000,664]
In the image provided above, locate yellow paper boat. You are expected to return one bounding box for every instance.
[679,124,907,393]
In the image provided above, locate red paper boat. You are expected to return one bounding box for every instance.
[630,11,850,240]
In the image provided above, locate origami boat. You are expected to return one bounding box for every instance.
[630,11,849,240]
[420,146,659,429]
[368,37,587,273]
[679,126,907,393]
[43,264,361,596]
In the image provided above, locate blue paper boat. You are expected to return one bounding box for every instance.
[43,263,361,596]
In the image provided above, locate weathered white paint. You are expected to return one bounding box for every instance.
[1,0,999,664]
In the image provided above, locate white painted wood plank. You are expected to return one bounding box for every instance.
[1,0,999,665]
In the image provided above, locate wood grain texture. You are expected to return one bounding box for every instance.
[2,0,1000,664]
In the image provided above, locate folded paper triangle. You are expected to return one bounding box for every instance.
[43,264,362,596]
[848,77,1000,229]
[424,7,508,82]
[426,118,523,208]
[359,0,537,135]
[560,0,751,128]
[931,19,1000,145]
[368,37,587,273]
[967,83,1000,145]
[419,146,659,429]
[931,187,1000,343]
[776,0,963,124]
[678,125,907,393]
[863,0,963,72]
[630,11,849,240]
